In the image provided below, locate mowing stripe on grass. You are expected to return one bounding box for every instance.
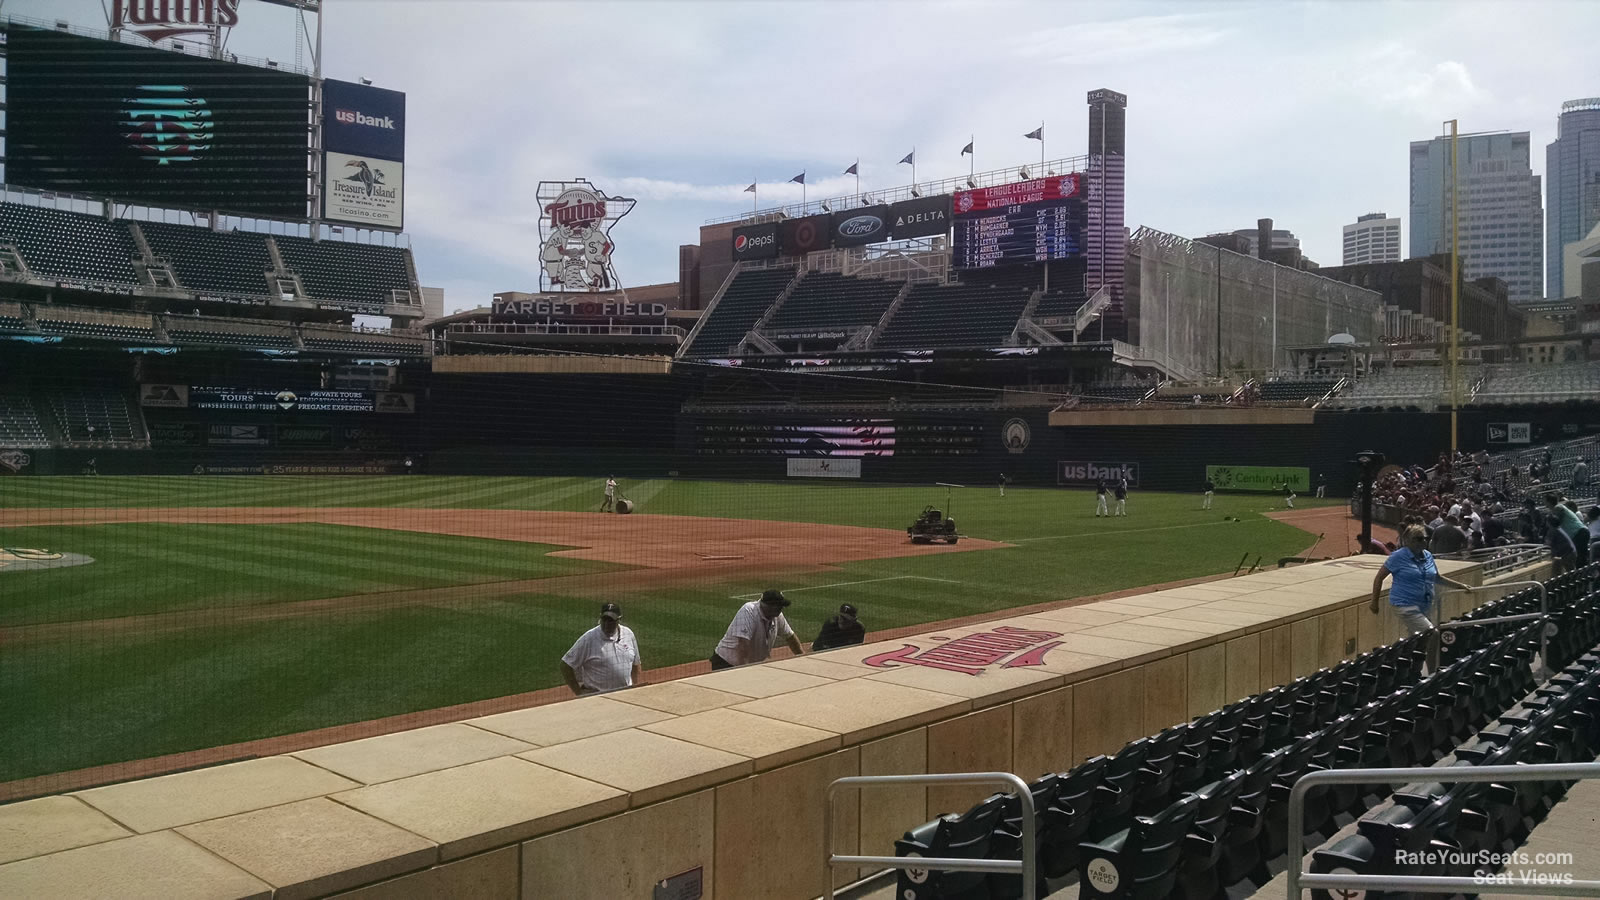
[730,575,962,601]
[1007,519,1265,543]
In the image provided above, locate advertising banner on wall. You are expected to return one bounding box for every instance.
[1057,460,1139,486]
[786,458,862,478]
[831,205,891,247]
[1486,423,1532,444]
[323,150,404,229]
[731,222,780,260]
[321,79,406,161]
[779,214,832,255]
[139,383,190,408]
[889,195,952,239]
[1206,465,1309,492]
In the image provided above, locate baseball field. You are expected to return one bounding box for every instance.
[0,476,1341,787]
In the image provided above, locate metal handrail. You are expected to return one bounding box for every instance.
[822,772,1035,900]
[1286,763,1600,897]
[1437,580,1550,660]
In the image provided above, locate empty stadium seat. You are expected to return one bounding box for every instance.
[895,792,1009,900]
[875,283,1031,349]
[762,271,902,338]
[274,234,417,309]
[0,389,51,448]
[1257,376,1341,404]
[140,222,275,298]
[38,383,140,444]
[0,203,139,286]
[167,326,295,351]
[683,267,794,356]
[37,318,157,343]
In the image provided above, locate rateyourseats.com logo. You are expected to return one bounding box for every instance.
[1390,849,1576,888]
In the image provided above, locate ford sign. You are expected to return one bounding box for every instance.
[839,215,883,236]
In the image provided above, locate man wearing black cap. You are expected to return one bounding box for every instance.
[710,589,803,670]
[559,602,642,695]
[811,603,866,652]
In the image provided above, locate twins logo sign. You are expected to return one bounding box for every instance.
[537,180,636,292]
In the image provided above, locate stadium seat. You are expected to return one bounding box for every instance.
[274,234,418,309]
[140,222,276,298]
[683,267,794,356]
[0,388,51,448]
[37,382,141,444]
[895,792,1010,900]
[762,271,902,340]
[0,203,139,286]
[875,282,1032,350]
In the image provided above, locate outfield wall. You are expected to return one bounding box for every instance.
[0,556,1548,899]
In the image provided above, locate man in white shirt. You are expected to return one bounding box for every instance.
[710,589,803,669]
[560,602,641,695]
[601,476,617,513]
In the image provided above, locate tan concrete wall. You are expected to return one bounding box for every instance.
[0,556,1551,900]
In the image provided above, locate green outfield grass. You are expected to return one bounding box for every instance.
[0,477,1340,783]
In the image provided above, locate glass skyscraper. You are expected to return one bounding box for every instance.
[1547,98,1600,300]
[1409,132,1543,303]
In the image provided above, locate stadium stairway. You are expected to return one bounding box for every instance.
[872,565,1600,900]
[682,266,796,356]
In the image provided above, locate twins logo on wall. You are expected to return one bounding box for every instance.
[537,180,637,292]
[1002,417,1031,454]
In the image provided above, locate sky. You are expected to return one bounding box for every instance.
[11,0,1599,314]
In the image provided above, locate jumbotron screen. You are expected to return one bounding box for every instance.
[5,26,311,217]
[952,198,1087,269]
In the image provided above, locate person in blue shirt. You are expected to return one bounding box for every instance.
[1369,524,1474,635]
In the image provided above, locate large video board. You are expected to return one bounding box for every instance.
[951,175,1087,269]
[5,25,311,217]
[952,197,1087,269]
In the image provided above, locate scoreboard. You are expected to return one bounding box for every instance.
[952,197,1087,269]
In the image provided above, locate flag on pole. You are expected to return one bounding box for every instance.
[790,172,805,185]
[898,151,915,166]
[843,162,858,176]
[1024,127,1043,141]
[744,183,756,193]
[961,141,973,156]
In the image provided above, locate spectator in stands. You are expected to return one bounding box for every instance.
[1370,524,1474,635]
[1545,493,1590,566]
[1202,477,1215,511]
[559,602,641,696]
[1586,507,1600,555]
[1573,458,1590,492]
[1426,506,1444,530]
[1429,514,1470,555]
[1518,498,1543,542]
[710,589,803,670]
[1547,515,1579,575]
[1114,478,1129,516]
[1095,480,1109,517]
[1315,473,1327,499]
[812,604,866,652]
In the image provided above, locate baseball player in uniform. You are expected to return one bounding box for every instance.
[1095,480,1109,517]
[601,476,617,512]
[1203,477,1215,510]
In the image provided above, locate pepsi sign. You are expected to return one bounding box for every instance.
[322,79,406,161]
[732,223,779,260]
[831,205,890,247]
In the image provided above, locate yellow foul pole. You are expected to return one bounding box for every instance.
[1446,119,1460,456]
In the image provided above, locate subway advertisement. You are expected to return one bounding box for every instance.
[1206,465,1309,492]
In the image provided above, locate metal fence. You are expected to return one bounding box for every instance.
[1286,763,1600,897]
[822,772,1036,900]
